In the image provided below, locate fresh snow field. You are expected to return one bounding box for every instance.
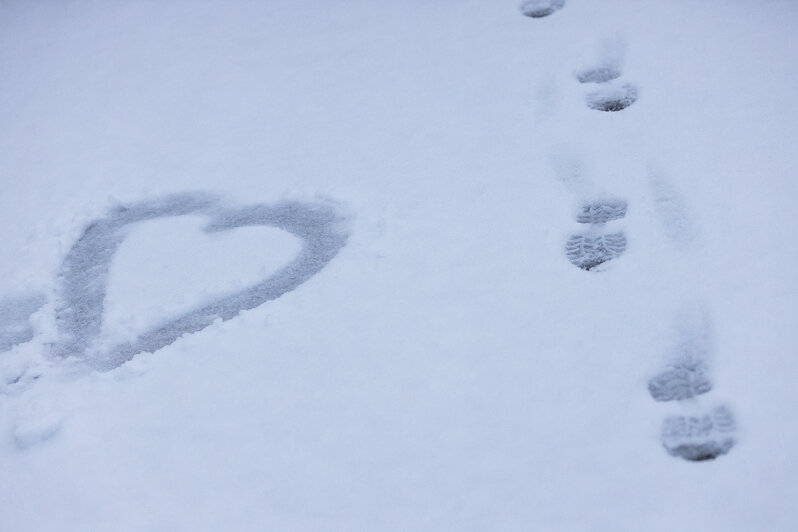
[1,0,797,530]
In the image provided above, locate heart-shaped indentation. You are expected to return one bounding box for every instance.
[55,193,348,370]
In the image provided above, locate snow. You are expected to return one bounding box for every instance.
[2,0,798,530]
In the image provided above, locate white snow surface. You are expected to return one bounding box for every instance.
[2,0,798,530]
[101,216,303,347]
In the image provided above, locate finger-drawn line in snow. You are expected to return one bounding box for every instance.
[520,0,564,18]
[586,83,638,112]
[565,199,628,271]
[661,405,736,461]
[54,193,348,370]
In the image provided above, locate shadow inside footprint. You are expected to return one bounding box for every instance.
[662,406,736,461]
[586,84,638,112]
[576,66,621,84]
[520,0,565,18]
[565,232,626,271]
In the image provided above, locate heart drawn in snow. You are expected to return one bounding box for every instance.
[55,193,348,370]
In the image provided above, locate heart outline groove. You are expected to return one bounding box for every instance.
[54,193,348,370]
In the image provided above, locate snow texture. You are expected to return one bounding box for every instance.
[648,165,698,249]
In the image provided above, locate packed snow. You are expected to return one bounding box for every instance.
[2,0,798,530]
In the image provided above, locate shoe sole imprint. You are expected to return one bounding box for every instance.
[565,232,626,270]
[662,406,736,461]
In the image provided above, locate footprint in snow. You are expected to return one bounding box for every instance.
[648,306,737,461]
[565,199,628,271]
[565,232,627,271]
[648,306,713,402]
[574,40,638,111]
[662,405,736,461]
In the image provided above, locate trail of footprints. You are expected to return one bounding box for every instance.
[524,3,736,461]
[520,0,639,112]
